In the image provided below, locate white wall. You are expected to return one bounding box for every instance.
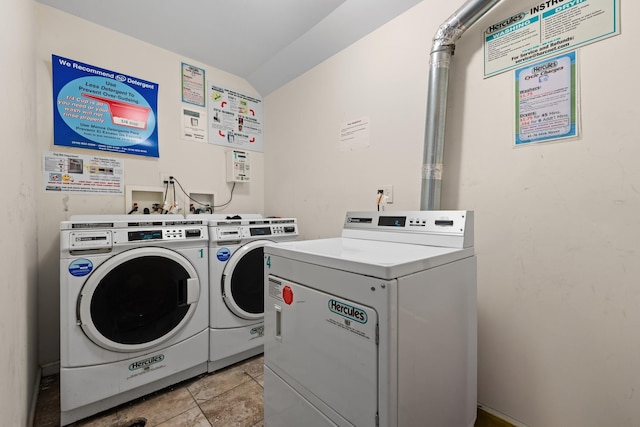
[1,0,39,424]
[35,4,265,368]
[265,1,640,426]
[263,5,437,235]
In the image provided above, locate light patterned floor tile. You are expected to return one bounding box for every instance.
[238,355,264,380]
[36,370,514,427]
[199,380,264,427]
[187,364,253,404]
[70,411,122,427]
[254,375,264,388]
[116,386,197,427]
[155,406,212,427]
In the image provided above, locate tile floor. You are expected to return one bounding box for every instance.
[34,355,265,427]
[33,354,513,427]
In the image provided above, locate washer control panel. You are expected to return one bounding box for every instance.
[211,218,298,242]
[246,221,298,237]
[125,227,204,241]
[61,217,208,253]
[272,225,297,235]
[216,227,242,241]
[69,231,112,250]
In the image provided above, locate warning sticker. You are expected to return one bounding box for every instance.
[268,277,283,302]
[326,317,371,341]
[267,278,295,305]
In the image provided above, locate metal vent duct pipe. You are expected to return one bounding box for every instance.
[420,0,503,210]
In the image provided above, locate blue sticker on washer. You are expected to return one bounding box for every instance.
[216,248,231,261]
[68,259,93,277]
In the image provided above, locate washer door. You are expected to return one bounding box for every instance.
[78,247,200,352]
[222,239,272,320]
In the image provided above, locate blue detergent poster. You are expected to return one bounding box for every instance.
[52,55,159,157]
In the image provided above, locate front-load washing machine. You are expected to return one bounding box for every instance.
[264,211,476,427]
[188,214,298,372]
[59,215,209,425]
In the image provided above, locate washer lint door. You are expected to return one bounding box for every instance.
[268,277,378,426]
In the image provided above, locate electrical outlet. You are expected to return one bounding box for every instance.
[160,172,172,184]
[382,185,393,203]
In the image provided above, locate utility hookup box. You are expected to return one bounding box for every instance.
[226,149,250,183]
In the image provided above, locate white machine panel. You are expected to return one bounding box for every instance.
[68,231,112,251]
[264,366,340,427]
[59,214,209,425]
[187,213,299,373]
[343,210,473,248]
[264,210,476,427]
[226,149,250,182]
[266,276,378,427]
[264,237,472,280]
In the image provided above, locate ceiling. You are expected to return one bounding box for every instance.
[37,0,423,96]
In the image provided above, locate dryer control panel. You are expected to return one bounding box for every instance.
[343,210,473,248]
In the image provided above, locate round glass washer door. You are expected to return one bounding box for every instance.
[222,240,272,320]
[78,247,201,353]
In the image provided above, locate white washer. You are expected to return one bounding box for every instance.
[60,215,209,425]
[263,211,476,427]
[188,214,298,372]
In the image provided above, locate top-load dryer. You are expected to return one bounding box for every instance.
[188,214,298,372]
[59,215,209,425]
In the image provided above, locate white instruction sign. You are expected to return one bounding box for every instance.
[515,52,577,145]
[181,63,206,107]
[182,107,207,142]
[340,117,370,151]
[43,151,124,194]
[208,84,263,152]
[484,0,619,77]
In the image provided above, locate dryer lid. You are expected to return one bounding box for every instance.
[264,237,474,280]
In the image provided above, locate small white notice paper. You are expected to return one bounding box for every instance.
[340,117,370,151]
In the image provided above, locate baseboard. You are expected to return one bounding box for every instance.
[477,403,530,427]
[41,360,60,377]
[28,366,42,427]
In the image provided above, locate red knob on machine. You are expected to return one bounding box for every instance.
[282,286,293,305]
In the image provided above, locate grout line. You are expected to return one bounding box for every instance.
[151,398,212,427]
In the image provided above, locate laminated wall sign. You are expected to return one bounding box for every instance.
[182,63,205,107]
[208,83,263,152]
[52,55,160,157]
[43,151,124,194]
[484,0,619,77]
[515,51,578,145]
